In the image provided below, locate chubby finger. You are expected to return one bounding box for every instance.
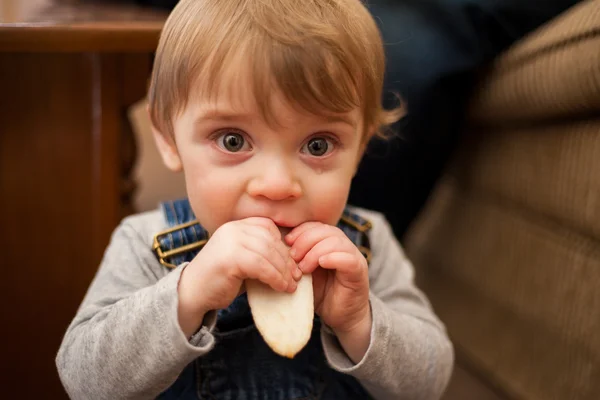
[318,251,368,288]
[285,221,323,245]
[290,224,347,263]
[243,226,288,262]
[244,226,302,282]
[242,217,281,240]
[236,246,297,293]
[241,235,296,289]
[297,235,355,274]
[275,233,304,281]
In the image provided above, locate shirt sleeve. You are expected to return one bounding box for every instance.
[56,215,217,400]
[321,210,454,399]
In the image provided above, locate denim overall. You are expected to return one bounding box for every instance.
[153,199,374,400]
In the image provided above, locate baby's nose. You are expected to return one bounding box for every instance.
[246,163,302,201]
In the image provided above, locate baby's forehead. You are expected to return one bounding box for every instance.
[186,47,362,128]
[188,93,360,132]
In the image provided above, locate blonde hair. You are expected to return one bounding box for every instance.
[148,0,402,141]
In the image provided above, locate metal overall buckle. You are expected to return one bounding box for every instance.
[152,220,208,269]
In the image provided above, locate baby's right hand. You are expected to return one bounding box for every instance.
[177,217,302,337]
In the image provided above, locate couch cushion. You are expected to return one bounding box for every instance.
[451,120,600,244]
[443,364,507,400]
[408,174,600,399]
[468,0,600,125]
[407,119,600,399]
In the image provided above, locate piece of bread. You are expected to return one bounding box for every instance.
[246,226,314,358]
[246,274,314,358]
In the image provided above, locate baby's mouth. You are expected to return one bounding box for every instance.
[277,226,293,240]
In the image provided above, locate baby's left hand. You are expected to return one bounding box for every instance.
[286,222,371,335]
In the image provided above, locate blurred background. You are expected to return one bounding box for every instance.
[129,100,186,211]
[1,0,599,399]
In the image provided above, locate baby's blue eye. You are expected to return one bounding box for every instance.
[302,137,334,157]
[216,131,250,152]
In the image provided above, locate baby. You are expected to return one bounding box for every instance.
[56,0,453,399]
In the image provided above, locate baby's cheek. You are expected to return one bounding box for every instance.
[187,178,238,234]
[310,181,351,225]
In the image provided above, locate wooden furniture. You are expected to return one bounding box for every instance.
[0,1,167,398]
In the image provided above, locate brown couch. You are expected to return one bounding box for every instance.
[404,1,600,399]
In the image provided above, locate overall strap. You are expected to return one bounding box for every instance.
[152,198,208,268]
[337,208,372,263]
[153,198,372,269]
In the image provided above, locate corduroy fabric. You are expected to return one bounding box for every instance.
[467,0,600,125]
[449,120,600,242]
[407,176,600,400]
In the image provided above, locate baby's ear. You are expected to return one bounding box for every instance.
[153,127,182,172]
[149,110,182,172]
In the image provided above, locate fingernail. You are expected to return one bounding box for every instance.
[289,248,296,258]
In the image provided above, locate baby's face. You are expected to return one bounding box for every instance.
[157,82,364,234]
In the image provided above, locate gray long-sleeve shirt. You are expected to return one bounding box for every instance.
[56,207,453,399]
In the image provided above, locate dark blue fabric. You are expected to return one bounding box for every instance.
[160,318,373,400]
[156,198,373,400]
